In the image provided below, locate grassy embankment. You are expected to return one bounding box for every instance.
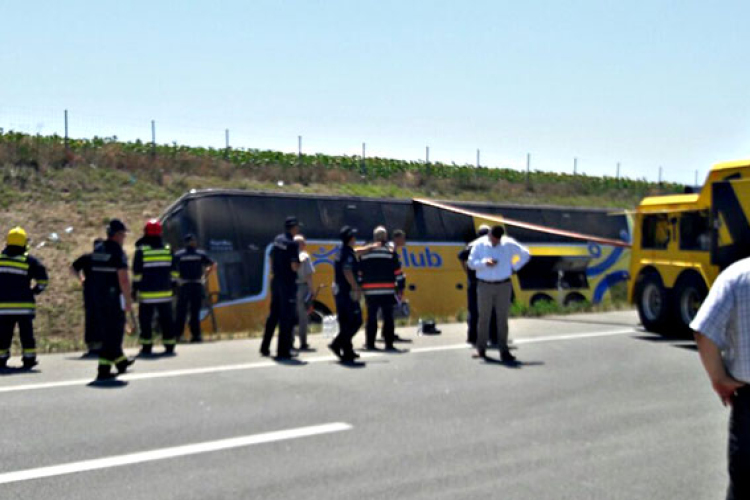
[0,132,677,352]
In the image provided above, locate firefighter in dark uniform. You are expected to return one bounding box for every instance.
[360,226,402,351]
[70,239,105,356]
[133,219,177,356]
[90,219,134,380]
[0,227,48,370]
[328,226,363,363]
[174,234,215,343]
[260,216,301,359]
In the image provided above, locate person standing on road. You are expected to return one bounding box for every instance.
[468,225,530,362]
[133,219,177,356]
[458,225,497,346]
[360,226,401,351]
[70,238,104,356]
[174,234,215,343]
[260,217,301,360]
[293,235,314,351]
[90,219,134,380]
[692,257,750,499]
[0,227,48,370]
[389,229,408,342]
[328,226,363,363]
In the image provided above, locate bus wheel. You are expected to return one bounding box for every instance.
[635,273,670,333]
[564,293,586,307]
[530,293,554,307]
[672,274,707,335]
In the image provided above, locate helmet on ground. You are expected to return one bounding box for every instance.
[7,227,28,247]
[144,219,162,237]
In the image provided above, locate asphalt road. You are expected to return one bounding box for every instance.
[0,311,731,499]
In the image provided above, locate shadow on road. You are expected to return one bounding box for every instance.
[481,357,545,369]
[87,379,129,389]
[274,358,308,366]
[0,366,40,376]
[532,317,640,329]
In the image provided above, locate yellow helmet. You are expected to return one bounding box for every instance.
[7,227,28,247]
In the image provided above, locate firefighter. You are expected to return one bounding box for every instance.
[0,227,48,370]
[260,217,301,360]
[70,239,104,356]
[328,226,363,363]
[174,234,215,343]
[360,226,401,351]
[133,219,177,356]
[90,219,134,380]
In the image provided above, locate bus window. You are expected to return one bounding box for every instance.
[679,211,710,251]
[641,214,670,250]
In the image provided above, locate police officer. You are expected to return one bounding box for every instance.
[328,226,363,363]
[260,216,301,359]
[70,239,104,356]
[0,227,48,370]
[174,234,215,343]
[133,219,177,356]
[360,226,401,351]
[89,219,134,380]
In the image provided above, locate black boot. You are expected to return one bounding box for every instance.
[164,344,175,355]
[22,357,38,370]
[116,357,135,374]
[97,365,117,381]
[139,345,153,356]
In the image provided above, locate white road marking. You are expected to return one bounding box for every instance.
[0,422,352,485]
[0,328,637,394]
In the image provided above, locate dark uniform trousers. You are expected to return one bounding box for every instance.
[262,279,297,356]
[365,295,395,348]
[83,287,100,349]
[728,386,750,500]
[95,288,127,368]
[139,302,175,346]
[0,316,35,362]
[467,280,498,345]
[333,293,363,356]
[176,283,203,341]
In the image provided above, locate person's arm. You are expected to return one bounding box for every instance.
[468,242,487,270]
[70,255,85,283]
[508,238,531,272]
[132,249,143,300]
[290,241,300,273]
[203,254,216,278]
[31,258,49,295]
[118,269,132,312]
[695,333,745,406]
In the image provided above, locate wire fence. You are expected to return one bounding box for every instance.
[0,105,703,187]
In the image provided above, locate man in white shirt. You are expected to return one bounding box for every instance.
[692,257,750,499]
[468,225,531,361]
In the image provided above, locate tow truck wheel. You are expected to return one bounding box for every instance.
[672,274,707,334]
[636,273,670,333]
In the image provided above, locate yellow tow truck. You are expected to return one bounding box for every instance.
[630,159,750,333]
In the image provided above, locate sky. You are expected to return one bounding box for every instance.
[2,0,750,185]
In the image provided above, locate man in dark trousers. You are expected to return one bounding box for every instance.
[89,219,134,380]
[133,219,177,356]
[328,226,363,363]
[70,238,104,356]
[360,226,401,351]
[260,216,301,360]
[174,234,215,343]
[458,225,498,346]
[0,227,48,370]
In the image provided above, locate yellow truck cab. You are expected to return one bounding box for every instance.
[630,159,750,333]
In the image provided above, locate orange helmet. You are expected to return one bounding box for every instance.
[144,219,162,237]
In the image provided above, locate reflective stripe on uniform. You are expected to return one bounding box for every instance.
[139,338,154,345]
[22,349,36,358]
[143,261,172,268]
[139,291,172,299]
[140,298,173,304]
[0,268,28,276]
[91,267,117,273]
[0,260,29,270]
[114,356,128,364]
[163,339,176,345]
[361,283,395,290]
[364,289,397,296]
[133,274,142,282]
[360,253,394,261]
[98,358,114,366]
[0,303,36,309]
[0,349,9,357]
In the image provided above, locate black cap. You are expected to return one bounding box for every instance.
[284,216,301,229]
[107,219,127,236]
[184,233,197,243]
[339,225,357,243]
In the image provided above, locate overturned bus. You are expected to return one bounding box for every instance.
[160,190,631,333]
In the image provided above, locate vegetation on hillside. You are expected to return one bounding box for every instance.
[0,131,673,352]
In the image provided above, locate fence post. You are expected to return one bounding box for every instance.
[426,146,430,164]
[573,157,577,175]
[361,142,366,175]
[151,120,156,159]
[526,153,531,189]
[616,162,620,181]
[225,129,230,160]
[298,135,302,163]
[476,149,480,168]
[64,109,69,152]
